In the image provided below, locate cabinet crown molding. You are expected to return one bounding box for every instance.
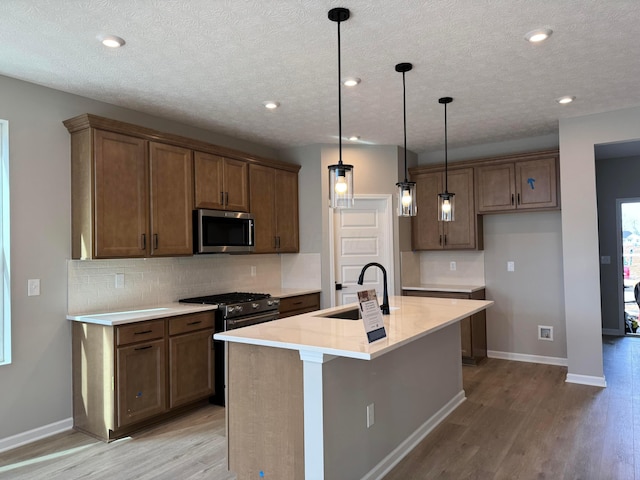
[63,113,300,173]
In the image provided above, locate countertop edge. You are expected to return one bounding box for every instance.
[67,303,218,326]
[402,284,486,293]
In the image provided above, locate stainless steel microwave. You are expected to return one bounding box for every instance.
[193,209,255,254]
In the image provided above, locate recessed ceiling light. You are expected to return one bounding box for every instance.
[348,135,360,141]
[525,28,553,43]
[556,96,576,104]
[263,101,280,109]
[342,77,361,87]
[97,34,126,48]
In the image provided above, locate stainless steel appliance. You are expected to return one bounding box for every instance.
[180,292,280,405]
[193,209,255,254]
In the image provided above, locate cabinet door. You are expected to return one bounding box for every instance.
[194,151,224,210]
[116,339,166,428]
[515,157,558,210]
[149,142,193,256]
[224,158,249,212]
[249,164,277,253]
[444,168,476,249]
[411,172,443,250]
[169,329,215,408]
[274,169,299,253]
[94,130,149,258]
[476,163,516,213]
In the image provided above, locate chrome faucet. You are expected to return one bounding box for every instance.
[357,262,390,315]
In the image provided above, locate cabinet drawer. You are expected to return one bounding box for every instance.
[117,320,165,346]
[169,311,215,336]
[279,293,320,315]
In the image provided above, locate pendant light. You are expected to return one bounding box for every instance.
[437,97,455,222]
[395,63,417,217]
[327,7,354,209]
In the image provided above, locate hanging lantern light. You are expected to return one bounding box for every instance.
[437,97,455,222]
[327,7,354,209]
[395,62,417,216]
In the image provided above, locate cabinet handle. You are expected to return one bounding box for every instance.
[225,192,229,206]
[134,345,153,351]
[511,193,515,205]
[277,236,281,249]
[187,320,202,326]
[444,234,447,245]
[220,191,225,205]
[517,193,521,205]
[154,234,158,249]
[274,237,278,249]
[439,235,443,246]
[134,330,153,335]
[141,233,146,250]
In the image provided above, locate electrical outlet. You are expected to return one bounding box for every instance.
[507,261,515,272]
[538,325,553,341]
[115,273,125,289]
[450,261,456,271]
[251,266,257,277]
[28,279,40,296]
[366,403,375,428]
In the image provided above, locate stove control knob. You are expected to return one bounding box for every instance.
[267,300,274,306]
[273,299,280,305]
[227,306,235,314]
[237,305,244,313]
[252,303,259,309]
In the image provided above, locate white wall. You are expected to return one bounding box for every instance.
[0,74,278,443]
[560,106,640,384]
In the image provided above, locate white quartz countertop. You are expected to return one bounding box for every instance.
[402,284,485,293]
[215,295,493,360]
[268,288,321,298]
[67,303,218,326]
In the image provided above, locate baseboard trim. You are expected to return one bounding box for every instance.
[565,373,607,388]
[0,417,73,454]
[487,350,568,367]
[602,328,623,336]
[362,390,466,480]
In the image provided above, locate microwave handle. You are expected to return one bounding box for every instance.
[248,220,254,246]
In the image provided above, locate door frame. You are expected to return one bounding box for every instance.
[614,197,640,335]
[328,194,395,308]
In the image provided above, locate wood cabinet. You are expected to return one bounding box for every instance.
[403,288,487,365]
[194,151,249,212]
[279,292,321,318]
[411,168,481,250]
[249,164,299,253]
[476,154,559,213]
[72,311,216,441]
[65,114,300,259]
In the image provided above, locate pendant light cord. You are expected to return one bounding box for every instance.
[402,71,408,182]
[337,18,343,166]
[444,101,448,193]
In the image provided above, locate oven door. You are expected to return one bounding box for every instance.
[225,310,279,330]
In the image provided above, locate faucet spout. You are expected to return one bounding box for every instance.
[357,262,390,315]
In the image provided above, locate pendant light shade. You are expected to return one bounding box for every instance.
[327,7,354,209]
[395,62,417,217]
[438,97,455,222]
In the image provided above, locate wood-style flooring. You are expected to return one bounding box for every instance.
[1,335,637,479]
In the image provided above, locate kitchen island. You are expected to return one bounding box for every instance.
[215,294,493,480]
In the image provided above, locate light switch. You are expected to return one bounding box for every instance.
[115,273,125,289]
[28,279,40,296]
[450,261,457,271]
[507,261,515,272]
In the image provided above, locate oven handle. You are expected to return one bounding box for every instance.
[225,311,279,330]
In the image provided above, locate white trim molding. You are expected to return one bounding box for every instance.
[362,390,466,480]
[565,373,607,388]
[0,417,73,453]
[488,350,568,367]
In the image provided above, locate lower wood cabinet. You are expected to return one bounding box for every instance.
[403,288,487,365]
[72,311,215,441]
[278,292,321,319]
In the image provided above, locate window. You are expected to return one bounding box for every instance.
[0,119,10,365]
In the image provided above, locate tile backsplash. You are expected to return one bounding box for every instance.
[418,251,485,285]
[68,254,283,314]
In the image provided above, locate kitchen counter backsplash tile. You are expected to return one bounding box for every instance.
[68,254,282,314]
[417,251,485,285]
[281,253,321,290]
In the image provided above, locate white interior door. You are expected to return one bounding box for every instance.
[333,196,393,306]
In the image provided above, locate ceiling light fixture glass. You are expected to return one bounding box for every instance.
[98,34,126,48]
[263,101,280,109]
[327,7,354,209]
[348,135,360,141]
[556,95,576,104]
[438,97,455,222]
[525,28,553,43]
[395,62,417,217]
[342,77,361,87]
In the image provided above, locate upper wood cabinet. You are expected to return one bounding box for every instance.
[194,152,249,212]
[411,168,481,251]
[476,154,559,213]
[249,164,299,253]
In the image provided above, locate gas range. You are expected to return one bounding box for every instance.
[179,292,280,321]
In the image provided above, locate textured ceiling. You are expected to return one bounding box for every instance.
[1,0,640,154]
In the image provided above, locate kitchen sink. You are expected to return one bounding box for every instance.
[316,307,361,320]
